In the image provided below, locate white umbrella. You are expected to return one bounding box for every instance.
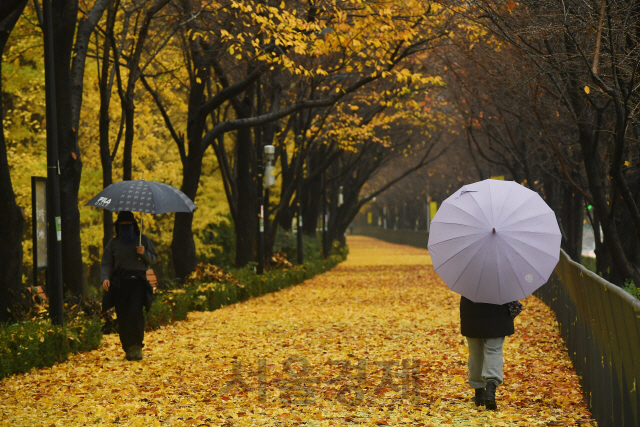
[427,179,562,305]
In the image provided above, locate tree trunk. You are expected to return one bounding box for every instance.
[579,125,638,285]
[586,206,609,277]
[98,1,116,250]
[172,141,204,281]
[171,55,208,280]
[0,0,28,323]
[234,102,257,267]
[561,36,640,285]
[302,167,322,236]
[122,99,134,181]
[559,184,583,262]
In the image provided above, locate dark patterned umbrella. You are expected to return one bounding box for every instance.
[85,180,197,214]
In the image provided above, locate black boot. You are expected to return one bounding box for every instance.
[474,388,486,406]
[485,381,497,410]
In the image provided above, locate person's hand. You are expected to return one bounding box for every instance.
[136,245,144,255]
[102,280,110,291]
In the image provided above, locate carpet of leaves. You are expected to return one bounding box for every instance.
[0,236,596,426]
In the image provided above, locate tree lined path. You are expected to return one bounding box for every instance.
[0,237,595,426]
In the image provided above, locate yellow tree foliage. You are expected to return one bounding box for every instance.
[4,0,502,281]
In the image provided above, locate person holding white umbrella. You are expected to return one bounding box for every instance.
[428,179,561,410]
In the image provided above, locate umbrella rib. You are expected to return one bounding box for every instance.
[496,190,537,227]
[499,211,558,231]
[499,232,561,256]
[496,240,526,302]
[430,225,487,240]
[493,184,514,227]
[438,203,491,229]
[487,180,494,225]
[501,230,559,236]
[429,230,487,246]
[431,223,488,236]
[499,235,551,279]
[430,233,489,266]
[471,243,491,302]
[447,236,488,291]
[469,193,492,227]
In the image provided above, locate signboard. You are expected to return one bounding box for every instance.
[429,201,438,221]
[32,177,47,286]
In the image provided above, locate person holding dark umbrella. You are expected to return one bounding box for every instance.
[87,177,196,360]
[101,210,157,361]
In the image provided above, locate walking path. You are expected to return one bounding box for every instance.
[0,236,596,426]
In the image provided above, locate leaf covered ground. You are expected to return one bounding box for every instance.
[0,236,596,426]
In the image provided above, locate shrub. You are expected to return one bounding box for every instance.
[0,317,102,380]
[197,215,237,268]
[581,256,597,273]
[145,297,172,330]
[273,230,322,263]
[171,290,191,321]
[623,280,640,300]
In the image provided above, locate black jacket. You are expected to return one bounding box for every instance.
[102,269,153,313]
[460,296,514,338]
[101,235,157,283]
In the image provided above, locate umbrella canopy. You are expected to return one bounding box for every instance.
[427,179,561,305]
[85,180,197,214]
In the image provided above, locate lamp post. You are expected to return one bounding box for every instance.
[382,205,387,229]
[321,173,327,257]
[256,76,264,275]
[297,176,304,264]
[41,0,64,325]
[263,145,275,270]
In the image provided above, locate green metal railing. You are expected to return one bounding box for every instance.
[535,251,640,427]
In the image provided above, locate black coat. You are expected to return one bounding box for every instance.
[460,296,514,338]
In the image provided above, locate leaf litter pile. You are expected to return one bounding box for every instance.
[1,236,596,426]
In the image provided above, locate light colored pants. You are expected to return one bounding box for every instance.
[466,337,505,389]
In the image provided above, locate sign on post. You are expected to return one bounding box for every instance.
[31,177,48,288]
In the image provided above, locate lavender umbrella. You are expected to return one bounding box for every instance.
[427,179,561,305]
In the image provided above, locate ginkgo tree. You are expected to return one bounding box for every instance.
[3,0,488,295]
[0,0,30,322]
